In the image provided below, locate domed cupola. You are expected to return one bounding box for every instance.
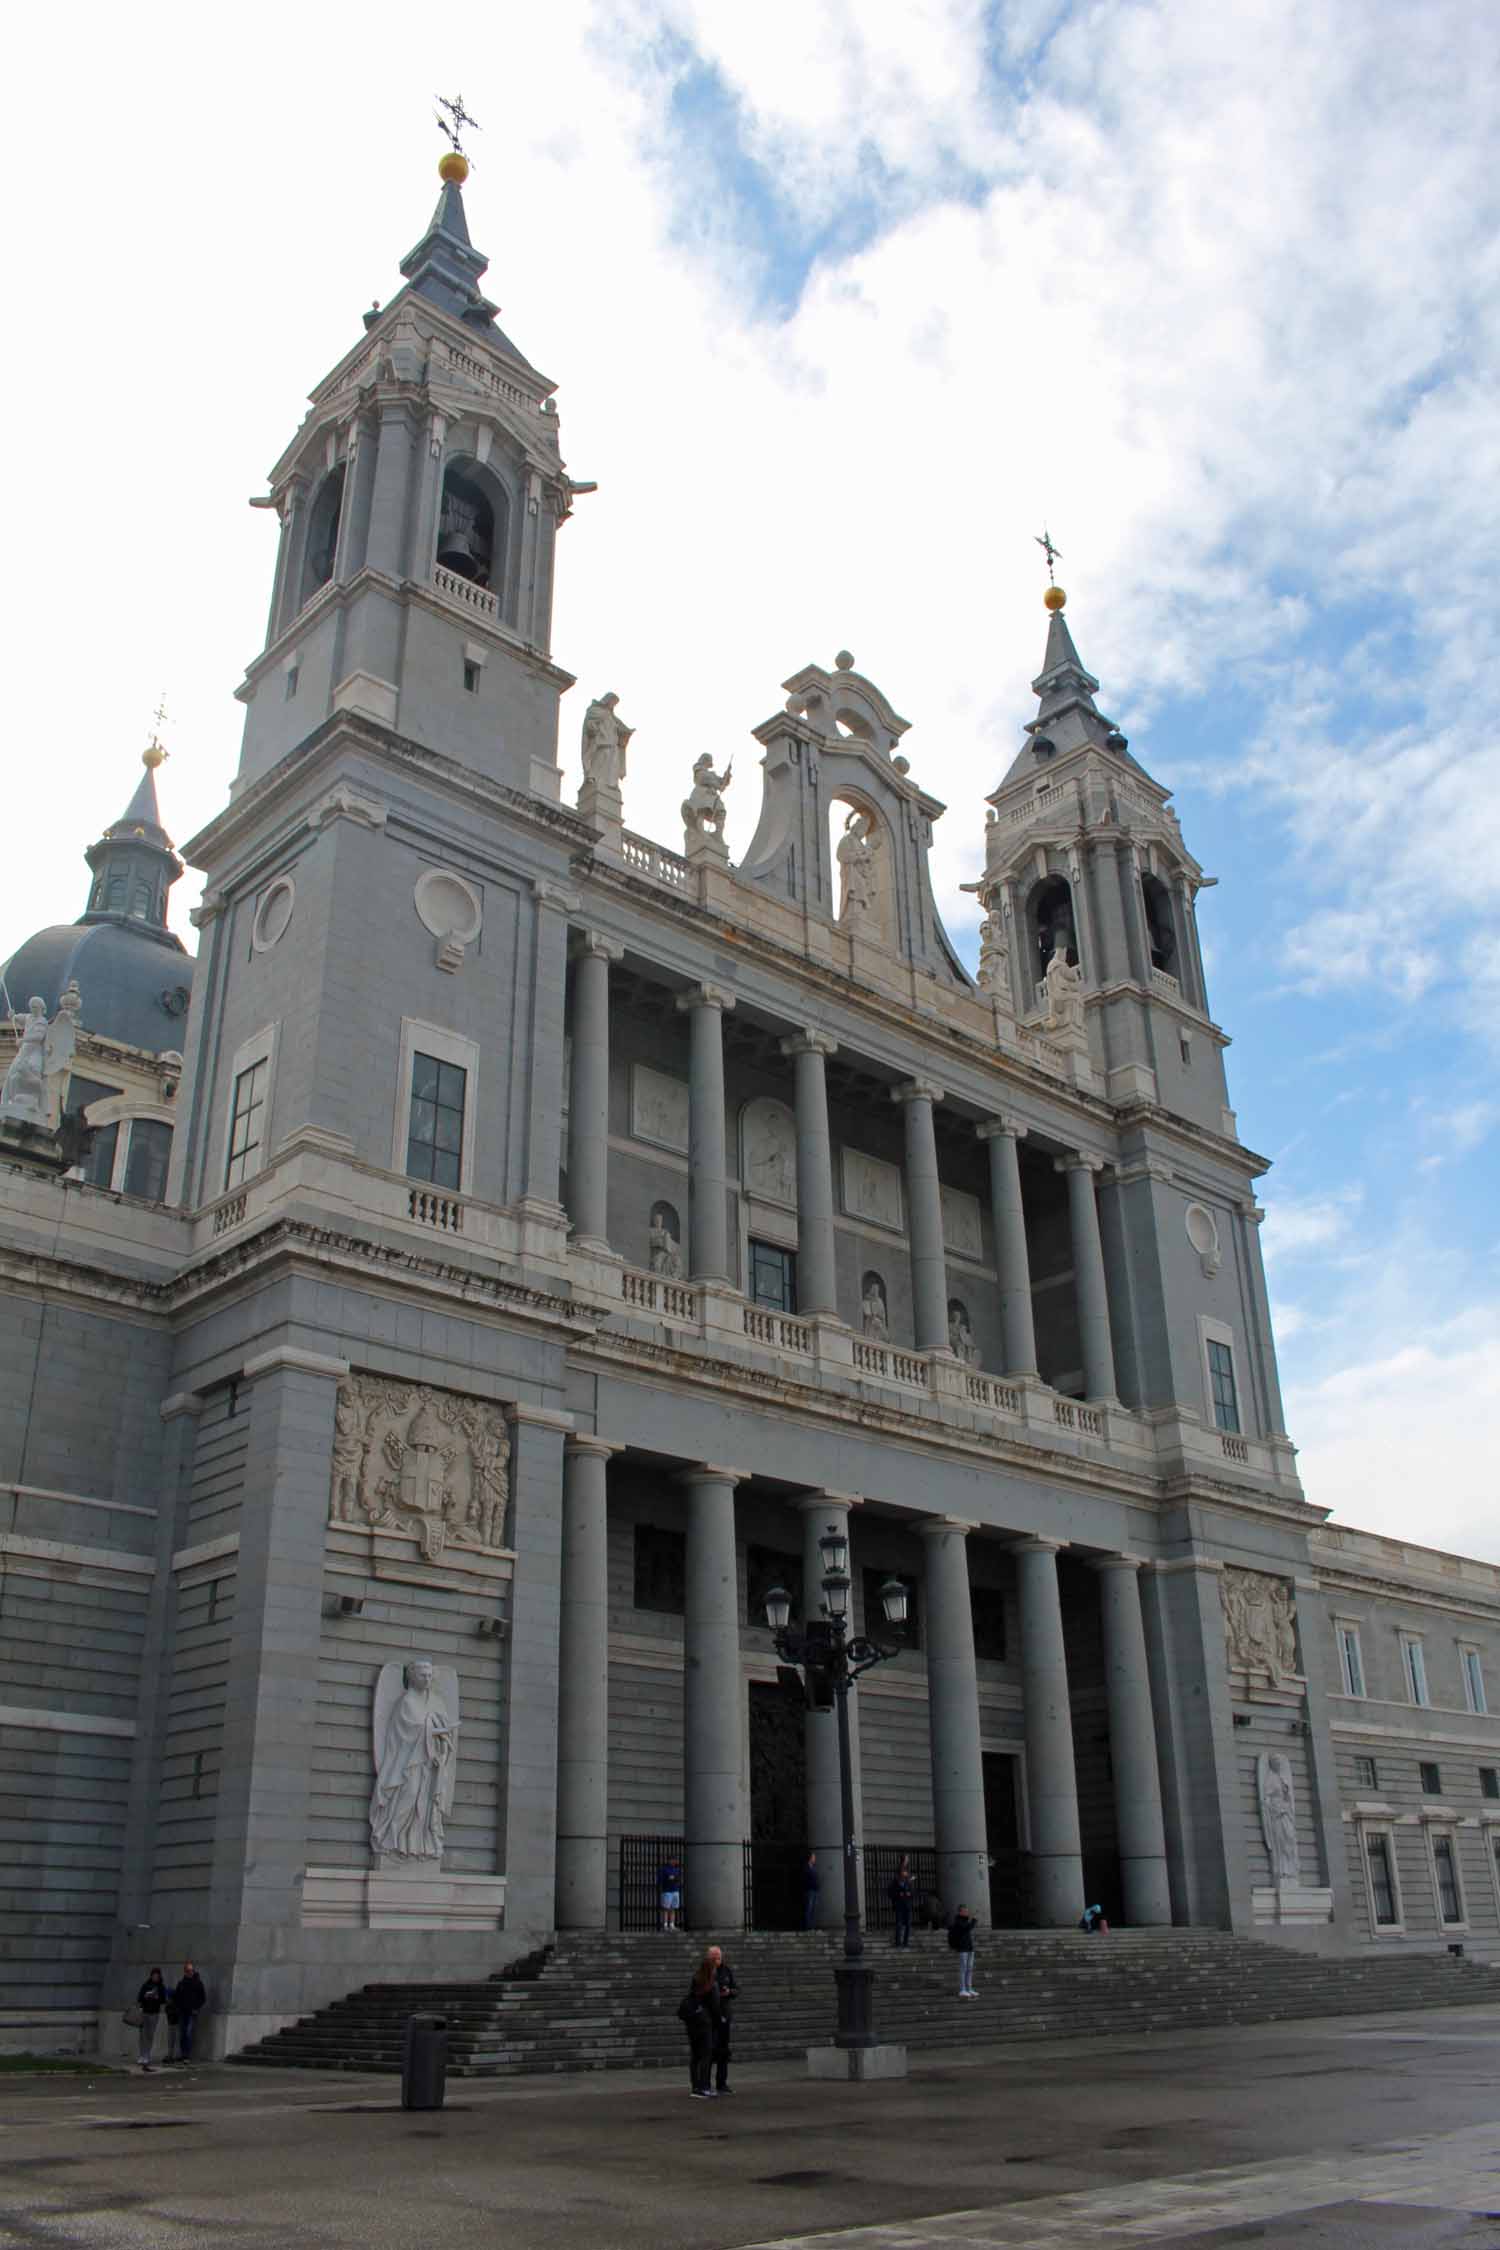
[1,741,195,1057]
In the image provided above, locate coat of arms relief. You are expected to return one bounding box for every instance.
[1220,1565,1300,1685]
[330,1374,511,1560]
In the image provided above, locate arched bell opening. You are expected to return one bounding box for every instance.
[302,465,346,600]
[437,461,509,594]
[1027,874,1078,986]
[1140,873,1178,975]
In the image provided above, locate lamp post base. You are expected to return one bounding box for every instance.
[833,1961,878,2047]
[808,2042,909,2082]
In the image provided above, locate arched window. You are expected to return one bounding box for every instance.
[1140,874,1177,974]
[1028,875,1077,983]
[437,463,509,594]
[302,465,346,598]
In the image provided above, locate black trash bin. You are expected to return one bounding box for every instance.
[401,2013,448,2110]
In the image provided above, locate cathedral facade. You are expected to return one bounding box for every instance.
[3,157,1498,2062]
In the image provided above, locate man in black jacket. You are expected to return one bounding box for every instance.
[171,1962,207,2063]
[706,1944,738,2095]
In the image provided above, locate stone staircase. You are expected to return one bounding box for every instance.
[231,1928,1495,2078]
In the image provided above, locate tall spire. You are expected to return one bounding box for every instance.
[1025,587,1112,757]
[81,740,183,934]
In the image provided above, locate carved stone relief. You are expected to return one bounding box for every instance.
[841,1147,903,1232]
[741,1097,797,1208]
[631,1063,690,1154]
[1221,1567,1299,1684]
[330,1375,511,1560]
[940,1184,984,1261]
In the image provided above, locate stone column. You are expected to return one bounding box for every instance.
[555,1437,617,1928]
[1066,847,1098,987]
[893,1078,948,1353]
[796,1493,865,1926]
[676,986,735,1284]
[1120,843,1154,986]
[977,1119,1038,1376]
[680,1466,746,1928]
[364,403,415,578]
[521,883,576,1218]
[1013,1536,1084,1926]
[1238,1200,1288,1437]
[567,935,621,1254]
[267,474,308,641]
[334,414,376,584]
[1088,839,1133,986]
[1093,1556,1172,1925]
[1059,1153,1118,1402]
[502,1404,571,1938]
[1174,874,1208,1011]
[921,1518,991,1925]
[782,1031,839,1317]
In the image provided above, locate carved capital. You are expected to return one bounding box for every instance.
[533,880,581,916]
[1092,1552,1145,1575]
[793,1490,864,1515]
[674,984,736,1016]
[676,1463,748,1489]
[1011,1534,1068,1556]
[572,930,625,963]
[891,1077,944,1108]
[975,1116,1027,1145]
[919,1515,978,1539]
[1055,1150,1105,1176]
[780,1030,839,1060]
[564,1434,621,1461]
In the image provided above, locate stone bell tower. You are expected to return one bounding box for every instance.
[235,146,586,802]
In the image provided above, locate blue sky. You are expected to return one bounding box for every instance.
[2,0,1496,1551]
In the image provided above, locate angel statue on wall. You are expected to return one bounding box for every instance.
[369,1658,459,1862]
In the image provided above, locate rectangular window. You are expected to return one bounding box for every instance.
[1419,1761,1441,1797]
[1481,1767,1499,1801]
[1366,1832,1399,1926]
[122,1118,173,1202]
[1403,1636,1429,1707]
[225,1057,269,1189]
[1206,1338,1240,1434]
[633,1523,686,1617]
[748,1239,797,1313]
[970,1583,1008,1664]
[406,1052,467,1190]
[65,1075,122,1188]
[1338,1625,1365,1698]
[1462,1647,1488,1716]
[463,659,480,693]
[1355,1754,1378,1791]
[1432,1833,1463,1924]
[285,662,299,700]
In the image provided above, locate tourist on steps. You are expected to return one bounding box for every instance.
[707,1943,738,2094]
[134,1968,169,2070]
[802,1850,820,1930]
[889,1856,914,1947]
[678,1954,721,2096]
[1079,1903,1109,1934]
[657,1854,682,1932]
[949,1904,978,1997]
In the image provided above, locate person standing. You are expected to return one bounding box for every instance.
[949,1904,978,1998]
[678,1954,721,2097]
[889,1856,914,1947]
[135,1967,168,2070]
[802,1850,820,1931]
[707,1944,738,2095]
[171,1961,207,2062]
[658,1854,682,1933]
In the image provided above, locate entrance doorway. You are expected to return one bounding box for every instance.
[983,1750,1031,1925]
[749,1680,807,1928]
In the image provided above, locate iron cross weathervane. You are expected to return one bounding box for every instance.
[1034,529,1062,585]
[435,93,481,159]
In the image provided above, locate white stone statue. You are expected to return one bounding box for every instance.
[836,806,880,926]
[947,1301,980,1367]
[43,982,82,1126]
[1042,943,1086,1034]
[649,1206,683,1278]
[681,754,732,839]
[861,1273,889,1340]
[1257,1750,1300,1886]
[580,691,632,793]
[1,999,50,1125]
[369,1658,459,1862]
[976,915,1009,998]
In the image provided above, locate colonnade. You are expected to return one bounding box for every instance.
[554,1447,1171,1934]
[566,956,1122,1398]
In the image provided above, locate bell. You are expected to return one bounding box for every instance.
[437,523,481,577]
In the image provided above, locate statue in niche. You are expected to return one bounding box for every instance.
[682,754,732,838]
[369,1658,459,1862]
[836,806,881,926]
[328,1374,510,1561]
[860,1272,889,1340]
[947,1299,980,1366]
[1,998,50,1125]
[649,1202,683,1279]
[977,915,1009,997]
[1220,1568,1299,1684]
[1042,943,1086,1034]
[1257,1750,1300,1886]
[580,690,632,793]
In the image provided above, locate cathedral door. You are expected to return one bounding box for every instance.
[749,1680,807,1929]
[983,1751,1032,1926]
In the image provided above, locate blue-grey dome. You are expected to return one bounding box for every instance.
[1,751,195,1058]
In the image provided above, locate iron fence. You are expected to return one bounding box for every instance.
[863,1845,941,1931]
[616,1835,758,1932]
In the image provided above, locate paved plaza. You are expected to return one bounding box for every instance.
[3,2003,1500,2249]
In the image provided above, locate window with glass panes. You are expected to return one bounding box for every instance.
[1462,1647,1488,1715]
[406,1053,466,1189]
[1206,1338,1240,1434]
[1403,1636,1429,1706]
[225,1059,268,1189]
[748,1238,796,1313]
[1481,1767,1499,1801]
[1419,1761,1441,1796]
[1366,1832,1398,1925]
[122,1118,172,1202]
[1338,1624,1365,1697]
[65,1075,122,1188]
[1432,1832,1462,1923]
[1355,1754,1378,1791]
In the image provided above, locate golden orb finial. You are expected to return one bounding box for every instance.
[143,741,168,771]
[438,149,469,185]
[1043,584,1067,612]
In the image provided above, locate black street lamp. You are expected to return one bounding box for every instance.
[765,1530,909,2049]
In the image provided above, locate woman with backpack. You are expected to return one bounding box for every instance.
[677,1953,721,2097]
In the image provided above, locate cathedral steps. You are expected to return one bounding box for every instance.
[230,1928,1493,2076]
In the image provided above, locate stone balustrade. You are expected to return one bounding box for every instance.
[432,564,499,617]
